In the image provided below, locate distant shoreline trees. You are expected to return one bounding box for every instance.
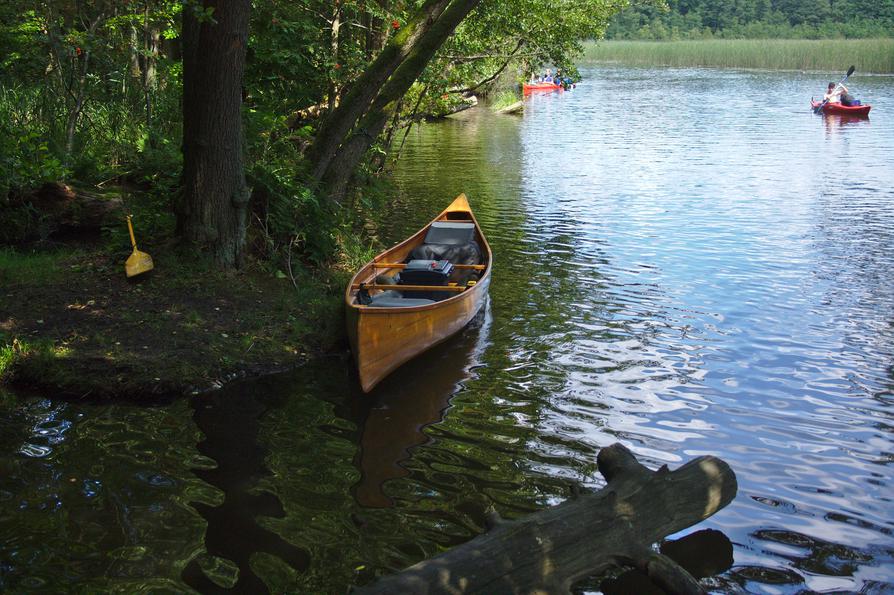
[606,0,894,40]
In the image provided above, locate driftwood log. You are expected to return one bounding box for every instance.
[355,443,737,595]
[495,101,524,115]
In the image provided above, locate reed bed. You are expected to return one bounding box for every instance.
[581,39,894,73]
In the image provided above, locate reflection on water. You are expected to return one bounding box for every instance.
[2,67,894,593]
[822,111,871,137]
[351,305,491,508]
[183,387,309,592]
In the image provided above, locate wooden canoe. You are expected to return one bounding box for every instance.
[345,193,492,393]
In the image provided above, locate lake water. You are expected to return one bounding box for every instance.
[2,66,893,593]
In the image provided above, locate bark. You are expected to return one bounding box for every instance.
[141,4,161,128]
[176,0,251,269]
[322,0,482,203]
[354,443,737,595]
[307,0,454,181]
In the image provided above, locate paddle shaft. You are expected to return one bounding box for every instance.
[126,215,138,249]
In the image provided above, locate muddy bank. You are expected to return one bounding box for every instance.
[0,248,348,400]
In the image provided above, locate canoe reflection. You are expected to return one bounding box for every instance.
[352,302,490,508]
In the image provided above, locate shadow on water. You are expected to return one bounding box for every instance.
[348,302,491,508]
[182,386,309,593]
[179,304,490,590]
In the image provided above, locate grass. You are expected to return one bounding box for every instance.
[581,39,894,73]
[0,248,71,285]
[0,335,65,385]
[488,90,523,111]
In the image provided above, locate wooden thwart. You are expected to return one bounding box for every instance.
[354,283,469,293]
[372,262,486,270]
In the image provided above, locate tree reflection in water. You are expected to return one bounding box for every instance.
[183,387,308,593]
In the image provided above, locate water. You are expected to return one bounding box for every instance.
[2,67,893,593]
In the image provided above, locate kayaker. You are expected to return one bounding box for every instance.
[825,82,859,106]
[542,68,553,83]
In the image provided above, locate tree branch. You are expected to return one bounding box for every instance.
[448,39,525,94]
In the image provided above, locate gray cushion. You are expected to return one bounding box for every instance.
[369,291,435,308]
[424,222,475,245]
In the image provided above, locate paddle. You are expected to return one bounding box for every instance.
[124,215,154,278]
[814,65,855,114]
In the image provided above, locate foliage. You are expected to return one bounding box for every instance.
[0,85,69,200]
[0,0,630,262]
[606,0,894,40]
[245,111,337,267]
[0,1,183,192]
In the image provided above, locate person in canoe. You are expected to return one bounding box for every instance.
[542,68,553,83]
[824,81,861,106]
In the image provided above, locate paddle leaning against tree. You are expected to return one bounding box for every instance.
[814,65,855,113]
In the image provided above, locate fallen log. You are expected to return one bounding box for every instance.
[354,443,737,595]
[495,100,523,115]
[1,182,123,244]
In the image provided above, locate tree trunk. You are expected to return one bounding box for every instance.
[141,4,161,128]
[176,0,251,269]
[322,0,482,203]
[327,0,342,113]
[307,0,454,181]
[354,443,738,595]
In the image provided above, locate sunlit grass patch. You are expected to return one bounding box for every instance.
[0,335,67,384]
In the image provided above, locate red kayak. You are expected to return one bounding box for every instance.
[523,81,563,94]
[811,99,871,117]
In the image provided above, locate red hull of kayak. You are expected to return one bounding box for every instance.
[811,100,871,116]
[524,82,563,94]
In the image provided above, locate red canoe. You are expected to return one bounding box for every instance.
[811,99,871,117]
[523,81,563,94]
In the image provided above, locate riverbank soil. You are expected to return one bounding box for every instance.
[0,246,347,399]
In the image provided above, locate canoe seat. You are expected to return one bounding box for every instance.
[424,221,475,245]
[407,222,483,291]
[368,290,435,308]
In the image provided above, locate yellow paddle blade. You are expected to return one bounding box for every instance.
[125,248,154,278]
